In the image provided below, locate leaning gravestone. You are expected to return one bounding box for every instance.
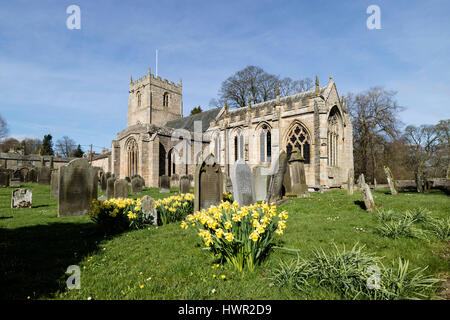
[38,166,51,185]
[179,175,191,194]
[361,182,376,211]
[159,175,170,193]
[347,168,354,195]
[384,166,398,195]
[106,177,115,199]
[253,166,270,201]
[131,177,143,194]
[286,147,309,198]
[50,169,59,198]
[58,158,98,217]
[266,151,288,204]
[11,189,32,208]
[231,159,256,206]
[114,179,129,199]
[141,195,158,225]
[194,154,223,212]
[0,169,10,187]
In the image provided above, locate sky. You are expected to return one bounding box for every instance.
[1,0,449,153]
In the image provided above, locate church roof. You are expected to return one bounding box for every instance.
[164,107,222,132]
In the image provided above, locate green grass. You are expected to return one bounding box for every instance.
[0,184,448,300]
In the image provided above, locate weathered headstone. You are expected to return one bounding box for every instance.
[194,154,223,212]
[100,173,107,193]
[358,173,366,187]
[253,166,270,201]
[131,177,143,194]
[0,169,10,187]
[58,158,98,217]
[141,195,158,225]
[20,168,29,182]
[50,169,59,198]
[231,159,256,206]
[159,175,170,193]
[286,147,309,198]
[347,168,354,195]
[27,168,38,183]
[11,189,32,208]
[114,179,129,199]
[266,151,288,203]
[106,177,115,199]
[179,175,191,194]
[384,166,398,195]
[38,166,51,185]
[361,182,376,211]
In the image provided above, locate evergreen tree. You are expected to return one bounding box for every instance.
[41,134,54,155]
[71,144,84,158]
[190,106,203,115]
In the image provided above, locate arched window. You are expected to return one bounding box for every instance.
[163,92,169,107]
[234,129,244,161]
[214,134,221,164]
[127,138,139,177]
[286,123,311,164]
[327,110,341,167]
[137,91,141,107]
[259,124,272,162]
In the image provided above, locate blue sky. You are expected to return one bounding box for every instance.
[1,0,449,152]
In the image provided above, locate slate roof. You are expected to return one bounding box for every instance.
[164,107,222,132]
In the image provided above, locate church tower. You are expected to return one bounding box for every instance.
[127,68,183,127]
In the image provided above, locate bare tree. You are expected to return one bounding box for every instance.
[347,87,405,183]
[403,125,439,175]
[0,137,20,152]
[218,65,313,108]
[55,136,76,157]
[0,114,8,140]
[21,138,42,155]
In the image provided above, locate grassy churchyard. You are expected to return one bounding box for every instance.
[0,183,449,300]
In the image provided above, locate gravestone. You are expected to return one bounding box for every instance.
[171,174,179,183]
[358,173,366,187]
[347,168,354,195]
[100,173,107,193]
[10,178,20,187]
[253,166,270,201]
[194,154,223,212]
[50,169,59,198]
[266,151,288,203]
[20,168,29,182]
[38,166,51,185]
[231,159,256,206]
[159,175,170,193]
[179,175,191,194]
[0,169,10,187]
[11,189,32,208]
[384,166,398,195]
[141,195,158,225]
[361,182,376,211]
[27,168,38,183]
[58,158,98,217]
[286,147,309,198]
[373,178,378,189]
[131,177,143,194]
[106,177,115,199]
[114,179,129,199]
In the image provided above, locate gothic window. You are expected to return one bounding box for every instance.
[259,124,272,162]
[163,92,169,107]
[234,129,244,161]
[214,134,221,163]
[285,123,311,164]
[137,91,142,107]
[327,111,340,167]
[127,138,139,177]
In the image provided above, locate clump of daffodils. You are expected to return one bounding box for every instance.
[155,193,194,225]
[182,200,288,272]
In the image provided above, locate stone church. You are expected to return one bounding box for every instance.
[91,68,354,189]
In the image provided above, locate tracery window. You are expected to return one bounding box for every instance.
[127,138,138,177]
[286,123,310,164]
[259,124,271,162]
[327,112,340,167]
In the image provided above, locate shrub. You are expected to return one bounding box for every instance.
[155,193,194,225]
[182,201,288,272]
[270,244,441,300]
